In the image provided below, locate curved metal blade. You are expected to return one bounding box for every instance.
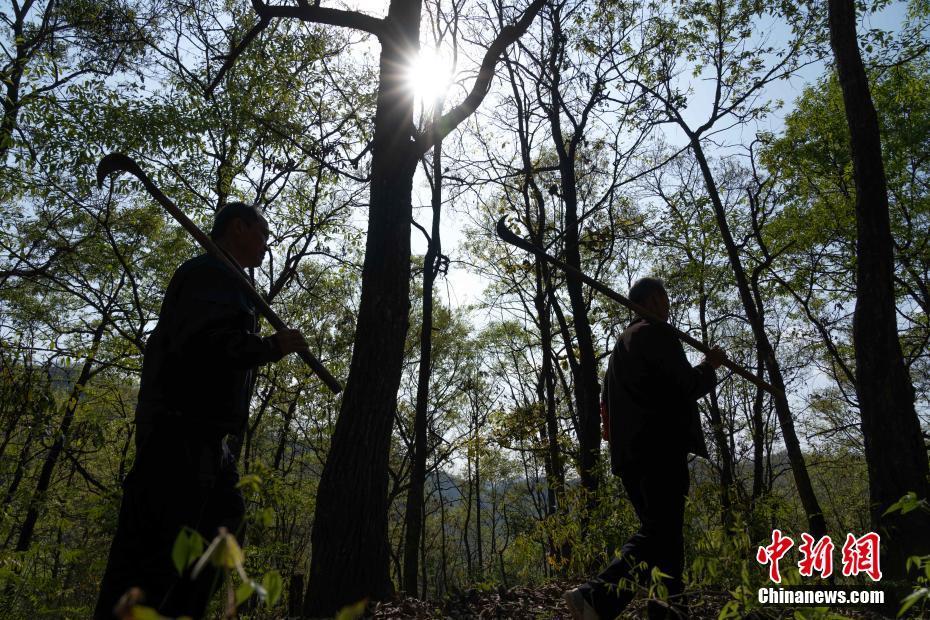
[96,153,143,189]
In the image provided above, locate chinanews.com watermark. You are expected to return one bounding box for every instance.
[754,529,887,609]
[758,586,885,607]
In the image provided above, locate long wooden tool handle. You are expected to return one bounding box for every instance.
[97,153,343,395]
[495,217,783,399]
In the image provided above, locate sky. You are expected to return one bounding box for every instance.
[395,0,916,314]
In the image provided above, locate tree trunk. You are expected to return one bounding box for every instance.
[503,41,567,523]
[689,137,827,540]
[0,421,38,539]
[303,0,421,612]
[463,449,473,578]
[273,390,300,471]
[474,418,483,581]
[827,0,930,582]
[0,6,29,161]
[533,225,565,526]
[243,382,275,471]
[750,349,767,503]
[436,467,449,595]
[402,109,443,594]
[545,13,600,500]
[15,319,106,551]
[697,277,734,529]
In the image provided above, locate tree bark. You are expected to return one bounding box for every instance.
[278,0,546,609]
[827,0,930,582]
[303,1,421,612]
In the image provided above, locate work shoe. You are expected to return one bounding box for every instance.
[562,587,600,620]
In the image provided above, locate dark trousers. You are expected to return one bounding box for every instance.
[581,452,690,620]
[94,427,245,619]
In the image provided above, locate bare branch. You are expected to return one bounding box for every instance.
[254,0,386,38]
[205,15,271,98]
[417,0,546,153]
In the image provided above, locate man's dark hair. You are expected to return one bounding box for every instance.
[629,277,667,305]
[209,202,261,240]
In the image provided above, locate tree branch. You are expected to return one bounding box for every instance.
[206,15,271,98]
[254,0,385,38]
[206,0,387,97]
[416,0,546,153]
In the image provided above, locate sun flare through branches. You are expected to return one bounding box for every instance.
[405,47,452,108]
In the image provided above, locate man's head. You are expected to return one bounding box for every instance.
[209,202,269,268]
[629,277,670,322]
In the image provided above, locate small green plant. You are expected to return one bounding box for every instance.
[122,527,283,620]
[334,598,368,619]
[897,554,930,618]
[884,492,930,618]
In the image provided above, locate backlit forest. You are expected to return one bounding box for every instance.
[0,0,928,617]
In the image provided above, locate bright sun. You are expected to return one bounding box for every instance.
[406,47,452,106]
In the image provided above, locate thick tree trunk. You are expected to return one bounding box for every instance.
[303,0,421,612]
[689,138,827,540]
[827,0,930,583]
[402,116,443,595]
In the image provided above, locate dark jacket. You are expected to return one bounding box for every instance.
[602,318,714,474]
[135,254,283,444]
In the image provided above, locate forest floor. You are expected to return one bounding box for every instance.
[367,580,893,619]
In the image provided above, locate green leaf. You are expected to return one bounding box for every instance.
[212,532,245,569]
[130,606,164,620]
[236,474,262,494]
[235,580,255,606]
[884,492,920,516]
[898,587,929,617]
[171,531,188,575]
[334,599,367,620]
[171,528,203,575]
[262,570,283,606]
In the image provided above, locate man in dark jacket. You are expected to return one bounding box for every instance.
[95,203,308,619]
[564,277,725,620]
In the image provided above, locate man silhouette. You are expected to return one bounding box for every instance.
[95,203,308,619]
[564,277,725,620]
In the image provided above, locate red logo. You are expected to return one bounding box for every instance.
[757,531,881,583]
[756,529,794,583]
[841,532,882,581]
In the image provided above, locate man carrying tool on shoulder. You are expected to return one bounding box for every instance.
[95,202,308,619]
[564,277,726,620]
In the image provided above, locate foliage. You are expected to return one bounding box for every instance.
[0,0,926,616]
